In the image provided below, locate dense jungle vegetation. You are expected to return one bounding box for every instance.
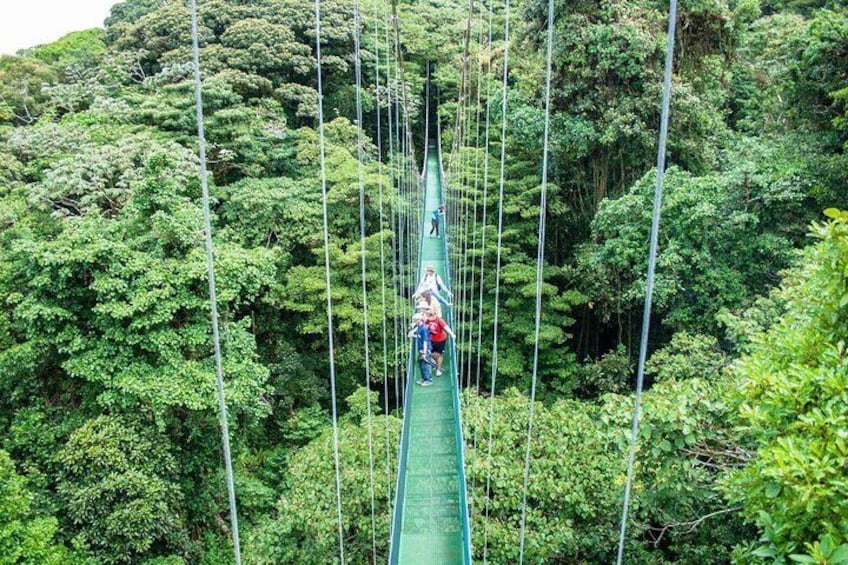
[0,0,846,562]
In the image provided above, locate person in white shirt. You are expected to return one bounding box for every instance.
[413,265,452,306]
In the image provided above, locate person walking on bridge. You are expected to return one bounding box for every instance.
[426,312,455,377]
[408,313,434,386]
[429,205,445,238]
[416,290,442,319]
[413,265,453,307]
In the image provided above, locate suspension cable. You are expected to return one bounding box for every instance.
[471,0,495,488]
[313,0,346,561]
[616,1,678,562]
[389,0,413,312]
[453,0,474,382]
[352,0,378,559]
[372,0,394,516]
[465,1,485,387]
[461,0,483,405]
[517,0,555,558]
[448,0,475,249]
[188,2,242,563]
[384,9,402,415]
[482,0,511,559]
[459,30,477,386]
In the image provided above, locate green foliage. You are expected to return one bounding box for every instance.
[577,160,811,342]
[1,135,272,417]
[647,331,728,383]
[574,344,632,397]
[57,415,186,563]
[0,0,846,561]
[28,30,106,70]
[614,377,753,563]
[464,389,627,562]
[0,450,74,565]
[727,212,848,561]
[0,56,58,124]
[246,389,401,563]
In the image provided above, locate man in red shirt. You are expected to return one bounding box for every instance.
[426,312,455,377]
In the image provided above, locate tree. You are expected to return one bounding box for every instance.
[464,389,628,562]
[726,209,848,562]
[576,159,814,353]
[57,416,186,563]
[0,56,58,124]
[0,450,74,565]
[246,388,401,564]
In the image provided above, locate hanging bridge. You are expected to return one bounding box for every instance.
[388,147,472,563]
[184,0,681,559]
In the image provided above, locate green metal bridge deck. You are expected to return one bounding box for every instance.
[388,146,472,564]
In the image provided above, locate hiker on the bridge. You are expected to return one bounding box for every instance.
[426,311,455,377]
[408,313,434,386]
[429,205,445,238]
[416,290,442,319]
[413,264,452,306]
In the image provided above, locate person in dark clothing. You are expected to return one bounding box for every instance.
[408,313,434,386]
[429,205,444,238]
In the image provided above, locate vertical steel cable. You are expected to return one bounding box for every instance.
[384,12,402,415]
[313,0,347,561]
[461,0,486,492]
[448,0,474,259]
[460,53,477,372]
[457,0,477,374]
[472,0,495,470]
[517,0,555,558]
[454,2,470,383]
[188,2,241,563]
[391,36,409,409]
[458,39,476,386]
[372,0,394,515]
[616,1,678,562]
[352,0,378,559]
[482,0,511,559]
[465,1,485,381]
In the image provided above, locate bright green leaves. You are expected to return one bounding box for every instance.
[0,450,74,565]
[464,389,626,562]
[728,211,848,561]
[824,208,848,221]
[789,535,848,565]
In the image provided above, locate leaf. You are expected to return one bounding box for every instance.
[829,545,848,564]
[765,483,781,498]
[753,546,777,558]
[788,555,818,563]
